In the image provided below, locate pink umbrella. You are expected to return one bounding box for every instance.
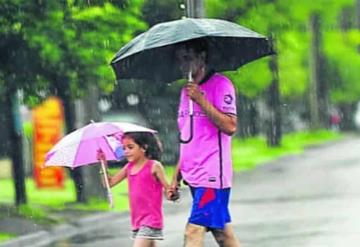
[44,121,156,208]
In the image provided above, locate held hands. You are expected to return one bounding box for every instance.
[166,181,181,202]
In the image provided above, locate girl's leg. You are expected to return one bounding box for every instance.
[132,238,155,247]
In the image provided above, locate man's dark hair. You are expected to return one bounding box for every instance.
[181,38,208,55]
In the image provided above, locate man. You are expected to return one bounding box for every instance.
[170,39,241,247]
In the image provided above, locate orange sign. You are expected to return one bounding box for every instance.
[33,96,65,188]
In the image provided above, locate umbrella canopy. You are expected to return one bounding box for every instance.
[44,121,156,168]
[111,18,274,83]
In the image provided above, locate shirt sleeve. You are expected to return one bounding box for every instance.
[214,75,237,115]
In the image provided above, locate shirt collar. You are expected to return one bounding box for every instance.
[198,69,216,85]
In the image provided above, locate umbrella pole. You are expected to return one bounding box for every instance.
[188,70,194,116]
[100,160,114,208]
[179,70,195,144]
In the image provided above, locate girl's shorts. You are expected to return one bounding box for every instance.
[188,187,231,230]
[131,226,164,240]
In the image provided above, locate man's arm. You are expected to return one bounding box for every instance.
[168,162,182,201]
[185,82,237,135]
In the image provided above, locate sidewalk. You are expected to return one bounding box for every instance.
[0,187,191,247]
[0,210,126,247]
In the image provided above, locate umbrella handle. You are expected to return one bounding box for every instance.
[179,115,193,144]
[101,160,114,208]
[179,70,194,144]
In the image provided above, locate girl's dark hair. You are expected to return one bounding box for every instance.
[122,132,162,161]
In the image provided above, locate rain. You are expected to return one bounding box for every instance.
[1,0,360,246]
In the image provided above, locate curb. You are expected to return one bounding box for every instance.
[0,212,124,247]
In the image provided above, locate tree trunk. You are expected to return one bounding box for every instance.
[54,78,86,203]
[266,45,282,147]
[308,13,322,130]
[75,84,106,201]
[236,94,258,138]
[5,86,27,205]
[339,103,357,131]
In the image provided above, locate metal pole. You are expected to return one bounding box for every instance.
[187,0,204,18]
[356,0,360,29]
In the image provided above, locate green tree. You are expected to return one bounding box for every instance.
[0,0,146,204]
[206,0,359,133]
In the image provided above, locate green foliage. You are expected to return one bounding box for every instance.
[226,58,272,98]
[70,2,147,93]
[0,0,146,105]
[323,30,360,103]
[232,129,342,171]
[278,31,309,97]
[206,0,360,105]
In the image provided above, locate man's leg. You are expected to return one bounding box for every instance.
[210,224,240,247]
[184,223,206,247]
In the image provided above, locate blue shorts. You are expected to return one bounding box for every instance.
[188,187,231,230]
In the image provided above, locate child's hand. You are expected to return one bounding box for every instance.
[166,187,180,201]
[97,149,106,161]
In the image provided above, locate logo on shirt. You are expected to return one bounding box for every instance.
[208,177,216,182]
[178,110,206,118]
[224,94,233,105]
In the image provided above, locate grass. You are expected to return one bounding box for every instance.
[0,176,129,212]
[0,233,15,242]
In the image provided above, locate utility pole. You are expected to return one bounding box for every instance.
[357,0,360,29]
[186,0,204,18]
[266,37,282,146]
[308,13,321,130]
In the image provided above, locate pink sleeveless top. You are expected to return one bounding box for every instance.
[126,160,163,230]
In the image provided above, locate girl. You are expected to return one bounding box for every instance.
[98,131,171,247]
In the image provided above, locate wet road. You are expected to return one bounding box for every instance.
[50,136,360,246]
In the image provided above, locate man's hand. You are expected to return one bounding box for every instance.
[185,82,204,104]
[167,184,180,201]
[184,82,237,135]
[167,175,181,201]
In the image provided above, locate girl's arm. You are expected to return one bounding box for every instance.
[97,150,127,188]
[108,164,128,187]
[152,161,170,191]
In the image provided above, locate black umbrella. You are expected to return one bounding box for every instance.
[111,18,274,143]
[111,18,274,84]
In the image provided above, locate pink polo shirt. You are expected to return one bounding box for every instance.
[177,73,237,189]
